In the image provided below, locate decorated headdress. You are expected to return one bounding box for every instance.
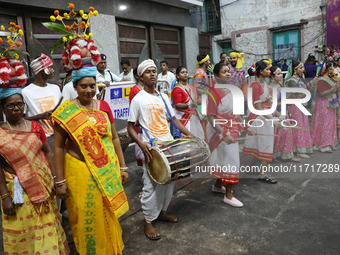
[43,3,101,70]
[229,51,245,70]
[0,22,27,89]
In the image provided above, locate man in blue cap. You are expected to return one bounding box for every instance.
[96,53,125,86]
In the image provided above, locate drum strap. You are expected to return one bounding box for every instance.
[142,127,156,146]
[159,92,182,138]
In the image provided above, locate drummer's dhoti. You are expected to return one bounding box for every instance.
[142,162,175,221]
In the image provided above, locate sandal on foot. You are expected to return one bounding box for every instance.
[212,185,226,194]
[157,211,179,223]
[144,228,161,240]
[258,175,278,184]
[144,221,161,240]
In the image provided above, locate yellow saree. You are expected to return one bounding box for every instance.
[51,100,129,255]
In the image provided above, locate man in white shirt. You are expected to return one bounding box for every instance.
[23,53,62,144]
[119,59,136,83]
[128,59,190,240]
[158,60,176,85]
[96,54,122,87]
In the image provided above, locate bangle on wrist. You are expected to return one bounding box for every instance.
[120,166,128,172]
[55,182,67,187]
[1,192,11,200]
[55,179,66,185]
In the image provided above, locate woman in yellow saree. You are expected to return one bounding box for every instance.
[0,89,69,254]
[52,66,129,255]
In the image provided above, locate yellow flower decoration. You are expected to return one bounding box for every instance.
[7,39,14,45]
[85,35,89,40]
[93,10,98,16]
[7,36,10,39]
[69,36,73,40]
[8,27,16,33]
[18,30,23,36]
[85,22,90,28]
[13,33,18,38]
[50,16,56,22]
[63,37,67,42]
[15,54,19,59]
[79,10,84,16]
[69,10,76,18]
[56,15,63,21]
[89,33,93,37]
[82,14,88,20]
[64,13,70,19]
[0,25,5,31]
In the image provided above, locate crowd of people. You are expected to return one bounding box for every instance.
[0,13,339,254]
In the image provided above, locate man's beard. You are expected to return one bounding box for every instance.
[230,62,237,67]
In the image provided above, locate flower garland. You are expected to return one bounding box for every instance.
[44,3,100,69]
[0,22,27,88]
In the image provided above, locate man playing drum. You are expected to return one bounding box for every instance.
[127,59,191,240]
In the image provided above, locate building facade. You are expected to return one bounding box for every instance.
[209,0,327,69]
[0,0,203,79]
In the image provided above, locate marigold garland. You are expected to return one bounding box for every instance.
[0,22,27,88]
[44,3,101,69]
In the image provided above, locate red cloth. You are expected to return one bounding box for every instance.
[30,53,53,75]
[317,80,332,93]
[207,88,225,116]
[129,85,141,105]
[31,121,47,143]
[250,82,264,103]
[100,100,115,124]
[172,86,189,106]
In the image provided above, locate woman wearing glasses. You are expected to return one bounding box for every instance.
[0,89,69,254]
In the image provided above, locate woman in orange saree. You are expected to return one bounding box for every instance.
[0,89,69,255]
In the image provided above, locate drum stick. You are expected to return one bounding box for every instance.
[52,96,63,112]
[283,126,309,131]
[254,133,279,137]
[184,88,203,121]
[236,136,258,141]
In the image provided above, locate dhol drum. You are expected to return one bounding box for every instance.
[146,136,211,185]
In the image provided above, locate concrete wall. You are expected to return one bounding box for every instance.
[183,27,200,75]
[91,14,121,75]
[217,0,326,67]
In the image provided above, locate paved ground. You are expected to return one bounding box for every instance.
[2,143,340,254]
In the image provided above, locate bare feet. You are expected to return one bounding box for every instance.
[157,210,180,223]
[144,220,161,240]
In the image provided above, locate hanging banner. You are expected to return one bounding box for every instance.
[327,0,340,50]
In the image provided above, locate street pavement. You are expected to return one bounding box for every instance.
[2,144,340,254]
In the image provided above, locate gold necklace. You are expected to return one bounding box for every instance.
[77,99,97,125]
[7,120,28,131]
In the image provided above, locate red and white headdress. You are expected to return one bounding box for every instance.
[0,22,27,88]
